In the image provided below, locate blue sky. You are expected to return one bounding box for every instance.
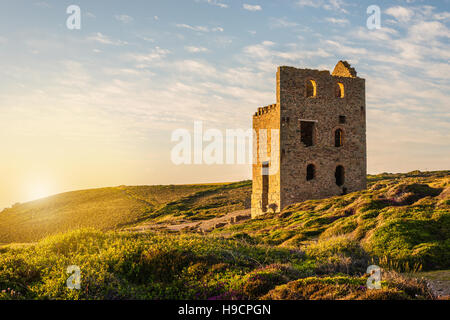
[0,0,449,208]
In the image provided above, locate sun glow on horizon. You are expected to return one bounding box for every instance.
[25,179,55,202]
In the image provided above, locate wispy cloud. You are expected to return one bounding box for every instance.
[114,14,134,24]
[87,32,128,46]
[34,1,51,8]
[296,0,348,14]
[174,60,217,75]
[127,47,171,66]
[385,6,414,23]
[185,46,209,53]
[197,0,228,8]
[240,40,331,72]
[433,11,450,21]
[325,17,349,25]
[324,0,348,13]
[296,0,320,8]
[136,35,155,43]
[176,23,223,32]
[243,4,262,11]
[269,17,298,28]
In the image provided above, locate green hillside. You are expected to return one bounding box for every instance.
[0,170,448,300]
[213,170,450,271]
[0,181,251,243]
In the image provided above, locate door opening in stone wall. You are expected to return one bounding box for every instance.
[262,161,269,212]
[306,164,315,180]
[335,165,345,186]
[300,121,315,147]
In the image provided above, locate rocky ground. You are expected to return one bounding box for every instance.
[408,270,450,299]
[128,209,251,233]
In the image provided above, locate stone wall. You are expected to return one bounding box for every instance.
[251,103,280,218]
[251,61,367,218]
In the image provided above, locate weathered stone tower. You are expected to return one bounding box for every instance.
[251,61,366,218]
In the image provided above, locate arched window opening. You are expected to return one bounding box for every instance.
[306,164,315,181]
[306,80,317,98]
[335,165,345,186]
[335,129,343,147]
[336,83,344,98]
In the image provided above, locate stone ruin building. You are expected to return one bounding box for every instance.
[251,61,367,218]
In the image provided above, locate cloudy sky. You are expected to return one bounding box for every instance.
[0,0,449,208]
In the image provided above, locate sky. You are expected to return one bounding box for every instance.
[0,0,449,209]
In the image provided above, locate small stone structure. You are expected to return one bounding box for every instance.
[251,61,367,218]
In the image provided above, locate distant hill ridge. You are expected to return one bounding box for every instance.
[0,181,251,243]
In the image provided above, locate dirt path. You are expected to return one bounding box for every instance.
[416,270,450,299]
[127,209,251,233]
[426,279,450,299]
[404,270,450,299]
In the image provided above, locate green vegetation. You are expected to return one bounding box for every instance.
[213,170,450,272]
[0,181,251,243]
[0,170,448,299]
[261,273,432,300]
[0,229,432,300]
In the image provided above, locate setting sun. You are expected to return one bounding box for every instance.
[26,180,53,202]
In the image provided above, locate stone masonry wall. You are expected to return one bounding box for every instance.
[251,103,280,218]
[251,61,367,218]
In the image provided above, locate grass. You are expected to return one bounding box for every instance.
[409,270,450,281]
[0,181,251,243]
[0,170,448,299]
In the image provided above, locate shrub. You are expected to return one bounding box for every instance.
[364,215,450,270]
[261,275,430,300]
[241,264,302,299]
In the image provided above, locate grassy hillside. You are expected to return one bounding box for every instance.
[214,170,450,271]
[0,170,448,300]
[0,181,251,243]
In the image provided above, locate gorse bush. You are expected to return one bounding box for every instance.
[0,229,306,300]
[305,236,370,275]
[0,228,437,300]
[261,274,432,300]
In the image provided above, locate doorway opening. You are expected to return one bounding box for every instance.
[335,165,345,186]
[262,162,269,212]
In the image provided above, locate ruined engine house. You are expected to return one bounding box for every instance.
[251,61,367,218]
